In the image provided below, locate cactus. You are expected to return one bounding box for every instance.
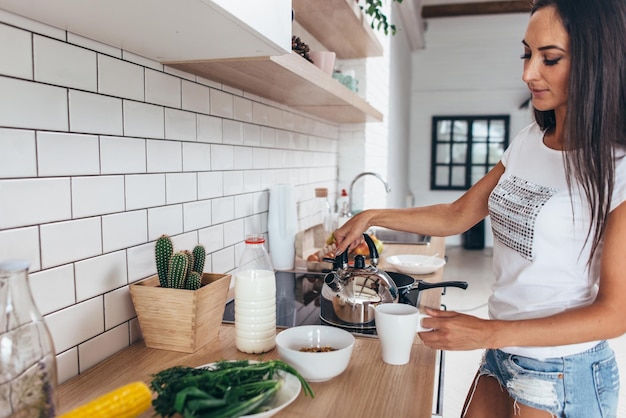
[167,252,189,289]
[153,236,207,290]
[182,250,194,277]
[185,271,202,291]
[155,235,173,287]
[192,245,206,274]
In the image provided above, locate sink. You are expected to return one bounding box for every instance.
[371,228,431,245]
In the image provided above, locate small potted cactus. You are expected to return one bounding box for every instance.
[129,235,230,353]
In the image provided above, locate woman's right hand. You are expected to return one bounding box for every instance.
[333,210,375,254]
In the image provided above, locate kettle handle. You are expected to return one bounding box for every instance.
[363,233,379,266]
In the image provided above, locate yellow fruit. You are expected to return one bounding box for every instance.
[326,232,335,245]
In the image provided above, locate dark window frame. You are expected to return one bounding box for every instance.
[430,115,510,190]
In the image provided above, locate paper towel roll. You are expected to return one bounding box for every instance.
[267,184,298,270]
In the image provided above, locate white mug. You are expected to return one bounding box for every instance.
[374,304,432,365]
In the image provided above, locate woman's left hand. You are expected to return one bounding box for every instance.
[418,307,495,351]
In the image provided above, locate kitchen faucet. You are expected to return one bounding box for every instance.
[347,172,391,217]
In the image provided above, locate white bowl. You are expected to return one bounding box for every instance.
[386,254,446,275]
[275,325,355,382]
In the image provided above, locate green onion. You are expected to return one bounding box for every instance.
[151,359,314,417]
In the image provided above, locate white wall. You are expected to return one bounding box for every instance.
[409,13,533,246]
[0,9,340,383]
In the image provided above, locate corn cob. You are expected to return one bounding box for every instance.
[58,381,151,418]
[155,235,173,287]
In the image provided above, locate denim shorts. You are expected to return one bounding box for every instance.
[477,340,620,417]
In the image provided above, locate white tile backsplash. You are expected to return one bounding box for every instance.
[199,224,224,253]
[145,68,181,108]
[0,76,68,131]
[234,96,253,122]
[0,128,36,178]
[223,219,244,247]
[146,139,182,173]
[126,242,157,283]
[223,119,243,145]
[75,250,127,301]
[29,264,76,315]
[46,296,104,353]
[211,245,235,274]
[210,88,234,118]
[71,175,125,218]
[197,171,223,200]
[197,114,223,143]
[100,136,147,174]
[123,100,165,139]
[56,348,78,385]
[223,171,244,196]
[69,90,123,135]
[0,226,41,270]
[165,108,196,141]
[102,210,148,253]
[37,132,100,176]
[0,15,340,383]
[104,286,136,329]
[33,35,97,91]
[40,217,102,268]
[212,196,235,224]
[183,199,212,233]
[182,142,211,172]
[78,324,130,373]
[182,79,211,114]
[125,174,166,210]
[147,204,183,240]
[233,146,253,170]
[0,178,71,228]
[165,172,197,204]
[98,54,144,100]
[211,144,234,171]
[0,22,32,79]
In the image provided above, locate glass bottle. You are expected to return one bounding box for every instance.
[0,260,57,418]
[234,234,276,353]
[315,188,336,237]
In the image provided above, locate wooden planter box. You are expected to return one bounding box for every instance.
[129,273,230,353]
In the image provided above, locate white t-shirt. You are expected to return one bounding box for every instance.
[487,122,626,358]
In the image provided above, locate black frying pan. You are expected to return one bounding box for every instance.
[386,271,468,301]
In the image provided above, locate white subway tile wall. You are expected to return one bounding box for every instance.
[0,12,339,383]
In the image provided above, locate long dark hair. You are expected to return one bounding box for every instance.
[531,0,626,262]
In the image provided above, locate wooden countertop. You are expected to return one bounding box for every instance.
[57,238,446,418]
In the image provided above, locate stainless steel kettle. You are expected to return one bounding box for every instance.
[320,234,398,326]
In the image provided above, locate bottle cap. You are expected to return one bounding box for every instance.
[244,234,265,244]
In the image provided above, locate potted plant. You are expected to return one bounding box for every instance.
[360,0,404,35]
[129,235,230,353]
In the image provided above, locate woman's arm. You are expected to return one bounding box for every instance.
[334,162,505,254]
[420,200,626,350]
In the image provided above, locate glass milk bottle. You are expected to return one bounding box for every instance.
[235,234,276,353]
[0,260,57,418]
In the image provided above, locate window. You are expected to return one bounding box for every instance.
[430,115,509,190]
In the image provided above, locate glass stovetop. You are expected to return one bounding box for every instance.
[222,270,420,336]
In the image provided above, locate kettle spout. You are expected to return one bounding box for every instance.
[324,272,345,294]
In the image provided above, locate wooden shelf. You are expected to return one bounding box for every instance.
[167,54,383,123]
[292,0,383,59]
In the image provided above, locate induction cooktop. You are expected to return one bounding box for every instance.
[222,270,420,336]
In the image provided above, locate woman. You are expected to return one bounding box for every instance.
[333,0,626,416]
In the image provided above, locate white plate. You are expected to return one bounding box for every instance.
[197,361,302,418]
[386,254,446,275]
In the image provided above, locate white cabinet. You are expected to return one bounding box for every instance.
[0,0,291,61]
